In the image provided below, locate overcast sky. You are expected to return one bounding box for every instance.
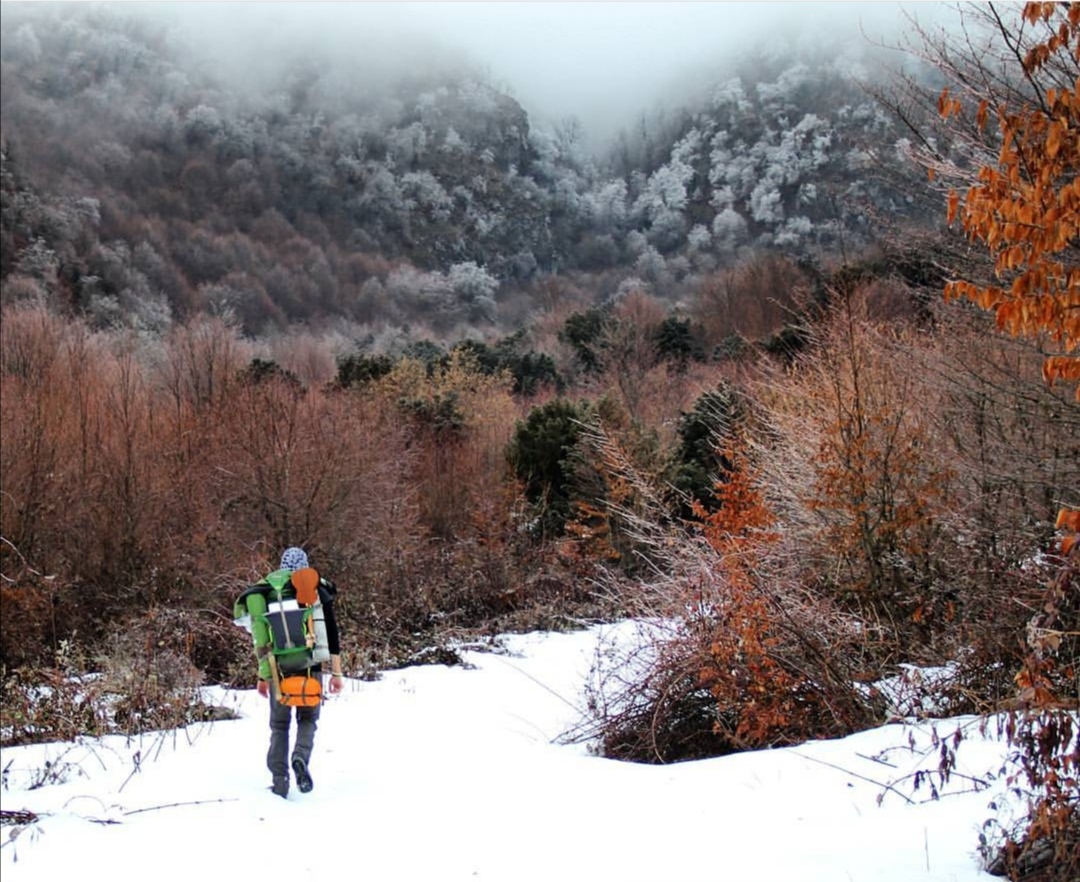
[368,2,937,129]
[149,1,956,146]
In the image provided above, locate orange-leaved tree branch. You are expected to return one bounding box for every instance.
[939,11,1079,877]
[941,2,1079,406]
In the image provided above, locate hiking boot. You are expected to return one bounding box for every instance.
[271,776,289,798]
[291,755,313,793]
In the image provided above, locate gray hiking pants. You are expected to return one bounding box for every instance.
[267,691,320,780]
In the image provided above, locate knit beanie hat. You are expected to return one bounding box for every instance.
[280,546,309,572]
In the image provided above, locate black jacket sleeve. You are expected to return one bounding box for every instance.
[318,578,341,656]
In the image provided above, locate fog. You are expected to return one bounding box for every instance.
[70,2,956,147]
[360,1,946,144]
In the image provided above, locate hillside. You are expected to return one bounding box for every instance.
[1,2,936,336]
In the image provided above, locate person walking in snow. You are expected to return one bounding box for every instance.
[236,546,344,798]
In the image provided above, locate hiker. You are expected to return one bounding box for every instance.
[235,546,344,798]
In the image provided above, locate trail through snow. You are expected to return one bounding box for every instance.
[1,624,1012,881]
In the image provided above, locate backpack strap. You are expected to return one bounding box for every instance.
[267,651,283,696]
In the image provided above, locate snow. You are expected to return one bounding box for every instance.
[1,622,1014,881]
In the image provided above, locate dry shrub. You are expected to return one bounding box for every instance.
[982,544,1079,882]
[1,303,72,568]
[898,302,1078,707]
[0,578,60,670]
[690,443,834,749]
[565,435,881,762]
[0,608,240,747]
[0,530,67,673]
[922,304,1079,558]
[2,303,548,691]
[92,608,237,733]
[594,290,667,423]
[1,661,112,747]
[101,620,202,724]
[750,293,959,660]
[848,275,925,325]
[367,350,519,541]
[569,556,881,763]
[558,404,676,574]
[689,254,810,352]
[939,561,1053,714]
[524,279,597,380]
[112,605,251,687]
[265,328,339,387]
[342,517,564,659]
[0,274,50,306]
[572,616,740,763]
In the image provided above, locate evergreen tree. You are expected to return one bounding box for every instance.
[507,398,591,538]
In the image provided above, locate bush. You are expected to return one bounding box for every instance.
[507,398,592,539]
[667,383,751,516]
[984,545,1079,882]
[569,573,882,763]
[0,609,242,747]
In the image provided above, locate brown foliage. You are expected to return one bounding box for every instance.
[754,290,956,647]
[921,6,1080,875]
[0,577,60,670]
[690,444,825,750]
[565,427,880,763]
[940,3,1080,399]
[572,554,880,763]
[691,441,778,557]
[0,305,539,675]
[690,254,810,353]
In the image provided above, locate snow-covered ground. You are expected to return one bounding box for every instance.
[1,623,1014,881]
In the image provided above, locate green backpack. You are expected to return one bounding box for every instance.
[234,566,331,678]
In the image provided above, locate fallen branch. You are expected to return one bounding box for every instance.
[856,751,898,768]
[0,809,39,826]
[893,768,992,797]
[489,655,585,716]
[122,798,238,817]
[788,749,915,804]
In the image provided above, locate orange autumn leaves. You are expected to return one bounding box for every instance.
[941,2,1080,398]
[690,447,799,748]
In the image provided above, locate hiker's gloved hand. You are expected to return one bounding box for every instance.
[257,679,270,698]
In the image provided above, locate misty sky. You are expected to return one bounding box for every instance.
[138,2,954,146]
[368,1,943,139]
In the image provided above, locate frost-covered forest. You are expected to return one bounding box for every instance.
[0,2,938,334]
[1,3,1077,878]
